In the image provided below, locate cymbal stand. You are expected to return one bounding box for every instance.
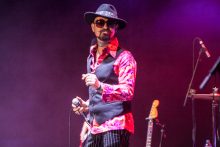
[189,88,220,147]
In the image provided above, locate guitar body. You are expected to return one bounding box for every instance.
[80,122,90,147]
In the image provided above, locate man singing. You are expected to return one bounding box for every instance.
[72,3,137,147]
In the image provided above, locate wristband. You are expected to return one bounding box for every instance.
[96,82,102,91]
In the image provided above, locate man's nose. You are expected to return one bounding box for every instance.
[103,23,108,29]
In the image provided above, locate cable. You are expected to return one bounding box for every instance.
[69,108,72,147]
[183,37,203,107]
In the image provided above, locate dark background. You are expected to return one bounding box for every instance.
[0,0,220,147]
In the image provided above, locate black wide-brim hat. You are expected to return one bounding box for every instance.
[84,3,127,30]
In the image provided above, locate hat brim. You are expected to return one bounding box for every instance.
[84,12,127,30]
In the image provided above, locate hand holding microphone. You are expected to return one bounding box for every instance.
[72,96,88,115]
[72,97,90,126]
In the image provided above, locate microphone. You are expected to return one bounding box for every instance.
[72,98,82,107]
[199,39,211,58]
[72,98,90,126]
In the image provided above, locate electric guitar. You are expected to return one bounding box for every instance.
[146,100,160,147]
[79,122,90,147]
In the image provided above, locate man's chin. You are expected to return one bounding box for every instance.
[98,35,111,42]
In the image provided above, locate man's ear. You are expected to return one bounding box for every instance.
[91,23,95,32]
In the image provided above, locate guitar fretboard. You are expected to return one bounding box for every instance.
[146,119,153,147]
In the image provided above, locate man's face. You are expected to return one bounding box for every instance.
[91,16,118,42]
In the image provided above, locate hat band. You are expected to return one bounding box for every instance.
[96,11,117,18]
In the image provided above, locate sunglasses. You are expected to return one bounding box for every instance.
[94,19,118,28]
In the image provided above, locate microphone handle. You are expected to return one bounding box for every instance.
[81,112,91,126]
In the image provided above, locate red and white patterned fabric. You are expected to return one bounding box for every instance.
[88,37,137,134]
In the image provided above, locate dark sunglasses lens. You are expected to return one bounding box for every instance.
[95,20,105,28]
[107,21,116,28]
[95,19,117,28]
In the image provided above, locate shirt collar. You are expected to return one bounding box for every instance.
[89,37,119,58]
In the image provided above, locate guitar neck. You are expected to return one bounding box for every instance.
[146,119,154,147]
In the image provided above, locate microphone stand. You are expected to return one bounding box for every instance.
[211,87,218,147]
[183,39,203,147]
[183,47,203,107]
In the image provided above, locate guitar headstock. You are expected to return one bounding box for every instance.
[148,99,159,119]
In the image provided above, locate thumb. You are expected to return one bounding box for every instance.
[76,96,87,107]
[76,96,82,103]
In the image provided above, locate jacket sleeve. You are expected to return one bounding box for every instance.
[101,51,137,102]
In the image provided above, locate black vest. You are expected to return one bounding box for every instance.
[87,48,131,125]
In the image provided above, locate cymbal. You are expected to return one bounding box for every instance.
[190,93,220,100]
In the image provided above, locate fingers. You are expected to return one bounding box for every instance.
[72,96,83,114]
[75,96,88,107]
[82,74,94,86]
[75,111,81,115]
[75,96,83,104]
[72,96,88,115]
[82,74,88,80]
[72,105,84,115]
[82,73,100,88]
[82,73,94,80]
[72,103,81,114]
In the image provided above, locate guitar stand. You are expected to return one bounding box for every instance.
[155,119,166,147]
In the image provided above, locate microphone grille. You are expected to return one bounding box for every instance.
[72,98,80,107]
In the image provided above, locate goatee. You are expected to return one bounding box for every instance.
[98,35,110,42]
[98,29,111,42]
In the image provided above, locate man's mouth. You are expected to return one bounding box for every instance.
[100,29,110,34]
